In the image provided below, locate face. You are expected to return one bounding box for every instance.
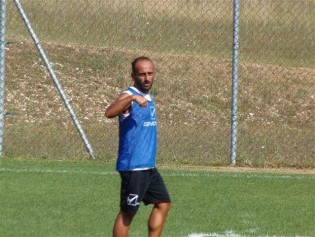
[132,60,155,94]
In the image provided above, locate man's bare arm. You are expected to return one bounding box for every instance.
[105,93,148,118]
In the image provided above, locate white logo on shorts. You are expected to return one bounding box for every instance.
[127,194,141,206]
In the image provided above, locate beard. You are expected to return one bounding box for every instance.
[135,80,153,93]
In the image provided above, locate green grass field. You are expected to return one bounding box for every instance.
[1,158,314,237]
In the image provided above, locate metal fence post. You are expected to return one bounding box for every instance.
[230,0,240,166]
[13,0,95,159]
[0,0,7,156]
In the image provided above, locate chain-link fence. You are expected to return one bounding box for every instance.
[1,0,314,168]
[0,0,6,155]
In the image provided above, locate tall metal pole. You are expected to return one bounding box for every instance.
[230,0,240,166]
[13,0,95,159]
[0,0,7,155]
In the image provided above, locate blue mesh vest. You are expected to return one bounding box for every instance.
[116,87,157,171]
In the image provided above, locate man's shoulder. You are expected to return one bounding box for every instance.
[116,89,132,100]
[126,87,153,101]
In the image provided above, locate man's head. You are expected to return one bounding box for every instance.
[131,56,155,94]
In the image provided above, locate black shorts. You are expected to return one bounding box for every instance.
[119,168,171,214]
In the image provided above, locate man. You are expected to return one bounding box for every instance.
[105,56,171,237]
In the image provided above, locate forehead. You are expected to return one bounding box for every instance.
[134,60,155,72]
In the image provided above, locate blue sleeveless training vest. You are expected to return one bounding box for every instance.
[116,87,157,171]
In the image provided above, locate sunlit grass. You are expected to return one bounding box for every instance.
[6,0,315,66]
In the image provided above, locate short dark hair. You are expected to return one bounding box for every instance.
[131,56,154,74]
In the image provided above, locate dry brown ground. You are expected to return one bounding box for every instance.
[4,40,315,168]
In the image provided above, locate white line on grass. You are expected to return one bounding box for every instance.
[0,167,313,180]
[0,167,116,175]
[187,230,309,237]
[164,172,314,180]
[187,232,245,237]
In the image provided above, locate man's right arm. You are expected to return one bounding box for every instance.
[105,93,148,118]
